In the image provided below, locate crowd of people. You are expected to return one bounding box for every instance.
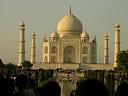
[0,70,128,96]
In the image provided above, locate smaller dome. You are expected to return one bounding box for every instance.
[32,33,35,36]
[81,32,89,38]
[115,23,120,28]
[104,32,108,37]
[50,32,59,38]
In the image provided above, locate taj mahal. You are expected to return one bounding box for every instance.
[18,7,120,70]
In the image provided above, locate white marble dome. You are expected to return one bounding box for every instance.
[57,13,83,37]
[50,31,59,38]
[81,32,89,38]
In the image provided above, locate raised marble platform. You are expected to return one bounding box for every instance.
[32,63,114,70]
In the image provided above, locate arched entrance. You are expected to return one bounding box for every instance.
[51,56,57,63]
[63,45,75,63]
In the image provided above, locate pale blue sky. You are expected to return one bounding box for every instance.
[0,0,128,64]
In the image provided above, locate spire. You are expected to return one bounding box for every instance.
[69,5,74,15]
[115,19,120,28]
[20,17,25,26]
[43,32,47,42]
[70,5,72,14]
[43,32,45,40]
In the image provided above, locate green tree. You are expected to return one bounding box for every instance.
[0,59,5,68]
[22,60,33,70]
[5,63,17,76]
[106,73,115,96]
[117,50,128,72]
[5,63,17,70]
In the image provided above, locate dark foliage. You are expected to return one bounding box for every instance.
[0,59,5,68]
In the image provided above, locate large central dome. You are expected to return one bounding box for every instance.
[57,11,83,37]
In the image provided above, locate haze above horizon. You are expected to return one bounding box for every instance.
[0,0,128,64]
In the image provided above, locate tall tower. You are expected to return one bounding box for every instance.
[18,20,25,66]
[104,32,109,64]
[31,33,36,64]
[114,23,120,67]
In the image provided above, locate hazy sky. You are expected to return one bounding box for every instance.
[0,0,128,64]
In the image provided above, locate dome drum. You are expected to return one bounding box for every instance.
[59,30,82,37]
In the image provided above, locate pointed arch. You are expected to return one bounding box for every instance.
[83,47,88,54]
[44,56,48,62]
[51,46,57,54]
[91,46,96,54]
[51,56,57,63]
[63,45,75,63]
[44,46,48,54]
[82,56,88,63]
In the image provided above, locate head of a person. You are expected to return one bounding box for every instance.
[38,80,61,96]
[77,79,109,96]
[115,82,128,96]
[15,74,28,90]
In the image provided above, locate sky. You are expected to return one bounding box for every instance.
[0,0,128,64]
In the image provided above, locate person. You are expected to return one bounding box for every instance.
[14,74,37,96]
[0,77,15,96]
[77,79,109,96]
[38,80,61,96]
[70,90,77,96]
[115,81,128,96]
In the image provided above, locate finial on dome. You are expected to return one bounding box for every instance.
[32,33,36,36]
[43,32,47,42]
[20,17,25,26]
[115,19,120,28]
[70,5,72,14]
[104,32,108,37]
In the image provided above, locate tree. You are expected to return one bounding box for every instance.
[5,63,17,76]
[117,50,128,72]
[22,60,33,70]
[5,63,17,70]
[0,59,5,68]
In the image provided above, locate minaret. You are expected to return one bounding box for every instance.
[18,20,25,66]
[31,33,36,64]
[114,23,120,67]
[104,32,109,64]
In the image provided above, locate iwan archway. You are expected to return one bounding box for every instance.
[63,45,75,63]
